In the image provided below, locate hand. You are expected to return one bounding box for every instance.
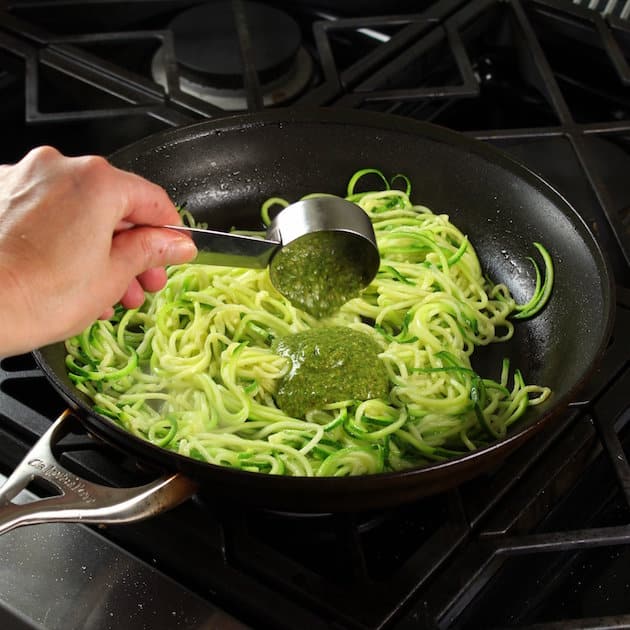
[0,146,198,356]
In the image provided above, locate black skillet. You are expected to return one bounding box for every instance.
[15,108,614,519]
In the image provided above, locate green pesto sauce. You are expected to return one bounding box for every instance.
[273,326,390,418]
[269,231,366,319]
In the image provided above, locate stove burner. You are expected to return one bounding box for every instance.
[152,0,313,110]
[173,0,301,89]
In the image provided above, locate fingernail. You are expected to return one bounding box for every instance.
[167,236,198,264]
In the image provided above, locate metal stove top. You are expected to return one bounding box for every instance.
[1,1,630,628]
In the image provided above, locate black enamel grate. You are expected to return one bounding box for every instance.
[1,1,630,628]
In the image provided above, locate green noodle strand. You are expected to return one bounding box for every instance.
[65,171,553,477]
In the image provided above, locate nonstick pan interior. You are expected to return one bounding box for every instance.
[35,108,614,510]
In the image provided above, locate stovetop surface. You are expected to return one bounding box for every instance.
[1,1,630,629]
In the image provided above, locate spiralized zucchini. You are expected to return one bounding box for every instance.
[65,170,553,477]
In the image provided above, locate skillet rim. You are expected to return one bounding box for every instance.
[33,106,616,494]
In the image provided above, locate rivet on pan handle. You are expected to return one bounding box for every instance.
[0,409,198,535]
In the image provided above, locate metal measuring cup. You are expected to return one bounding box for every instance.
[165,196,380,317]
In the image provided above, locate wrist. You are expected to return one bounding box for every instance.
[0,258,37,357]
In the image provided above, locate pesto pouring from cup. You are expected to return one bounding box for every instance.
[165,195,380,319]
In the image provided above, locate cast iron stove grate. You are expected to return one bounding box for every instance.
[1,0,630,628]
[0,297,629,629]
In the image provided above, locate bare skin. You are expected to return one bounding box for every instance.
[0,146,198,356]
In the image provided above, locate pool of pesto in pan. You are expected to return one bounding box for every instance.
[269,231,367,318]
[272,326,390,418]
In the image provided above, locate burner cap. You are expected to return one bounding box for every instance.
[169,1,302,90]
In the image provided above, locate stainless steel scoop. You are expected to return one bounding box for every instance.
[166,197,380,317]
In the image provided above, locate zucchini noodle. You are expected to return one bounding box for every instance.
[65,170,553,477]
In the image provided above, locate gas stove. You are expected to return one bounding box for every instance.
[1,1,630,628]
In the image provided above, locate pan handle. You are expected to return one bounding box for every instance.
[0,409,198,535]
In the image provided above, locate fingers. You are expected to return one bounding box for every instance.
[136,267,168,293]
[59,153,183,230]
[100,163,186,311]
[110,165,183,228]
[98,306,115,321]
[112,225,196,269]
[91,159,196,317]
[21,150,183,230]
[100,269,168,319]
[107,226,196,306]
[119,277,146,310]
[118,269,169,311]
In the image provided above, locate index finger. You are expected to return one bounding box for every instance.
[110,164,183,228]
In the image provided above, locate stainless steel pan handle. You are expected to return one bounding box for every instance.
[0,409,198,535]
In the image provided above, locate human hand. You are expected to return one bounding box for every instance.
[0,146,198,356]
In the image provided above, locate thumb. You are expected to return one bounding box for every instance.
[109,227,197,287]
